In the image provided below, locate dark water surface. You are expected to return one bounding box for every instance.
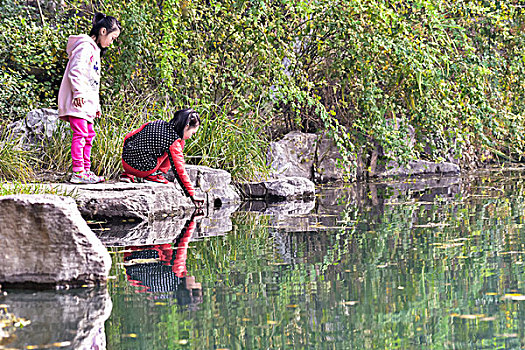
[4,171,525,349]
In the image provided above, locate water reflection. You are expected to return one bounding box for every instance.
[103,171,525,349]
[123,210,203,306]
[1,286,111,349]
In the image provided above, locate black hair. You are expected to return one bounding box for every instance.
[89,13,121,55]
[169,108,201,138]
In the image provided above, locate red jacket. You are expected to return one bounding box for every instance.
[122,121,195,197]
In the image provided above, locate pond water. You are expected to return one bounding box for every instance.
[5,171,525,349]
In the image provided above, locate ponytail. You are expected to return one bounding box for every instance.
[89,12,121,54]
[169,109,201,138]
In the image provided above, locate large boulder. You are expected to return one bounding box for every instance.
[314,134,348,183]
[0,195,111,287]
[268,131,461,183]
[268,131,318,178]
[7,108,59,145]
[1,287,112,349]
[185,165,241,206]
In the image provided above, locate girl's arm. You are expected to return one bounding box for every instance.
[67,44,93,101]
[168,140,196,198]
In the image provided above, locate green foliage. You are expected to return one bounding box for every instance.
[0,181,78,197]
[0,0,89,120]
[0,128,36,181]
[3,0,525,182]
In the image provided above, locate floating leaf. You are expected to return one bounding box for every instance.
[499,251,525,255]
[286,304,298,308]
[267,320,278,325]
[124,258,159,265]
[503,294,525,301]
[413,222,450,228]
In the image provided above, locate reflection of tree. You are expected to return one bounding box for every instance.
[107,175,525,349]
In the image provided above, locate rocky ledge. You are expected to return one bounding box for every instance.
[49,165,316,222]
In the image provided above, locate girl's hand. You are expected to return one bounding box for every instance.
[73,97,85,108]
[191,195,204,208]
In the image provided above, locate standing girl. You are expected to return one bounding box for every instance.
[58,13,121,184]
[120,108,205,208]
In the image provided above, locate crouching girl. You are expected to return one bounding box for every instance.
[120,108,204,208]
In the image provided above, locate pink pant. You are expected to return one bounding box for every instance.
[69,117,96,172]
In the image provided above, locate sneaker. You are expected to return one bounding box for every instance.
[85,170,106,183]
[120,173,136,183]
[144,171,169,184]
[70,171,100,184]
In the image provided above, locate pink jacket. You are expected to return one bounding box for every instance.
[58,34,101,123]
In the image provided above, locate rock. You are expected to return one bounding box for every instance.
[1,287,112,349]
[60,182,194,222]
[8,108,59,145]
[185,165,241,206]
[54,165,241,222]
[237,176,315,201]
[266,177,315,200]
[314,134,348,183]
[268,131,318,178]
[268,131,462,183]
[0,195,111,287]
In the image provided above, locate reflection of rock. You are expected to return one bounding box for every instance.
[0,195,111,287]
[2,287,112,350]
[317,176,463,215]
[193,203,239,240]
[238,177,315,201]
[96,214,188,247]
[377,160,460,178]
[97,204,240,246]
[238,199,317,232]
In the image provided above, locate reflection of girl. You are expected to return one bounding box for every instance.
[124,213,202,305]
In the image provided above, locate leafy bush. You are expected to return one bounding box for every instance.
[3,0,525,182]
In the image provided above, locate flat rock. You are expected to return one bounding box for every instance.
[0,195,111,287]
[54,165,241,221]
[58,182,194,221]
[237,176,315,201]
